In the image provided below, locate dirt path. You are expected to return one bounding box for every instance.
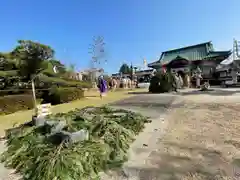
[103,91,240,180]
[143,93,240,180]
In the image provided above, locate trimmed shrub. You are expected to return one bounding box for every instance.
[149,71,174,93]
[41,87,84,105]
[0,88,84,115]
[0,95,34,115]
[37,75,92,89]
[0,89,26,96]
[0,70,18,78]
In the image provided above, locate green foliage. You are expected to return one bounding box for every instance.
[41,61,57,77]
[149,71,174,93]
[0,70,18,77]
[42,87,84,105]
[1,106,151,180]
[0,89,28,97]
[0,94,33,115]
[0,87,84,115]
[49,59,66,74]
[119,63,131,74]
[0,53,18,71]
[0,40,93,93]
[11,40,54,80]
[37,75,92,89]
[41,60,66,78]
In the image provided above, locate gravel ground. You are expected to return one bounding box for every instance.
[2,89,240,180]
[102,89,240,180]
[133,91,240,180]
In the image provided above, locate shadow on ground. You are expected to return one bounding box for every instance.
[84,95,99,97]
[128,91,174,95]
[109,95,177,110]
[179,89,240,96]
[128,89,240,97]
[128,91,150,95]
[123,141,235,180]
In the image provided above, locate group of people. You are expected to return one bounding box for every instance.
[172,72,191,91]
[172,73,184,91]
[97,76,136,99]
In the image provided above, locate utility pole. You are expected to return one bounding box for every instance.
[31,77,38,116]
[130,63,134,89]
[130,63,133,81]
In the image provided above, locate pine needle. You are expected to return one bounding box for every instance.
[1,105,150,180]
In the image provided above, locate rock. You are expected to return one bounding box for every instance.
[32,116,46,127]
[70,129,89,143]
[50,121,66,133]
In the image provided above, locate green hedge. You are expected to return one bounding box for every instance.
[0,70,18,77]
[41,87,84,105]
[0,95,34,115]
[0,73,92,92]
[37,75,92,89]
[0,88,84,115]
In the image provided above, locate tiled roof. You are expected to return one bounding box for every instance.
[148,42,231,68]
[203,51,231,59]
[149,42,212,67]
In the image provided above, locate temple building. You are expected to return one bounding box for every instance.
[148,41,231,85]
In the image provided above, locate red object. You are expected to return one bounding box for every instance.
[162,64,166,73]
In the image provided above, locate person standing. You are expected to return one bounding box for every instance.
[172,73,178,92]
[178,74,183,88]
[97,75,107,99]
[108,78,113,90]
[175,73,180,89]
[185,74,190,88]
[195,67,202,88]
[111,77,117,91]
[231,68,239,84]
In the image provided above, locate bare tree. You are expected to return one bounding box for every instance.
[88,36,107,82]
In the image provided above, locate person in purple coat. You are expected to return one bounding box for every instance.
[97,75,107,99]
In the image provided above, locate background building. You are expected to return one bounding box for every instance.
[148,41,231,85]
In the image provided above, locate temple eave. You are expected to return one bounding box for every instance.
[147,41,231,70]
[148,57,229,69]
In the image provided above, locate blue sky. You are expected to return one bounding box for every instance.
[0,0,240,74]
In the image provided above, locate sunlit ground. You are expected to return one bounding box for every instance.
[146,94,240,179]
